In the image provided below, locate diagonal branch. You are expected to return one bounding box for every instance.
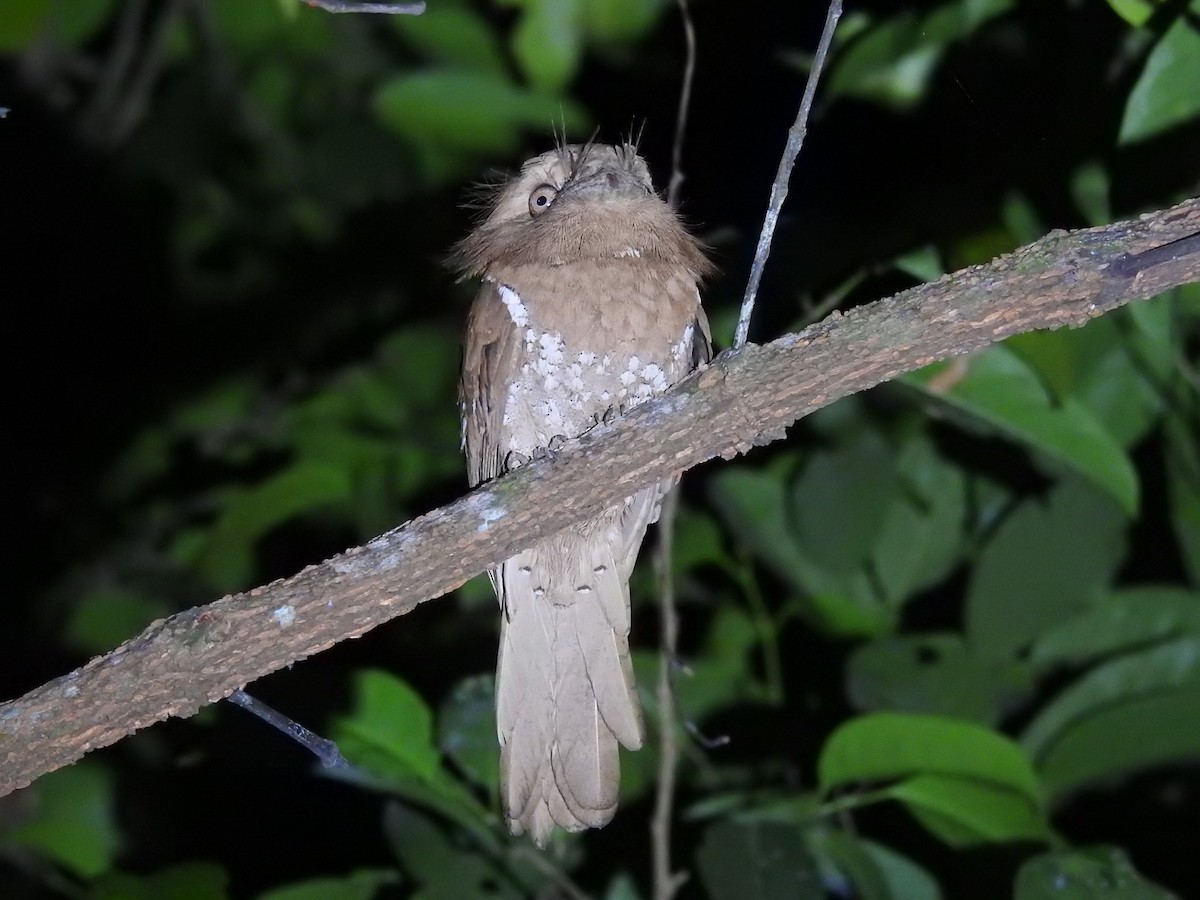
[1,199,1197,797]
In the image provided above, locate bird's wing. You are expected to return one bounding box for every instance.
[460,282,523,487]
[614,304,713,576]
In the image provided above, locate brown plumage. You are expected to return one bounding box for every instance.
[453,143,712,845]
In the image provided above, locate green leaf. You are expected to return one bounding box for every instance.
[2,762,119,878]
[438,674,499,793]
[903,346,1139,514]
[999,191,1044,247]
[1034,687,1200,796]
[1069,160,1111,227]
[94,864,230,900]
[512,0,584,93]
[333,670,441,782]
[857,839,943,900]
[64,587,170,655]
[583,0,668,43]
[868,437,969,606]
[696,820,823,900]
[256,869,398,900]
[888,774,1049,846]
[804,827,891,900]
[846,634,1008,724]
[604,871,644,900]
[1021,636,1200,760]
[197,462,353,591]
[965,478,1127,662]
[683,602,771,717]
[1006,309,1166,450]
[891,246,945,283]
[331,672,494,841]
[1119,9,1200,144]
[211,0,289,52]
[382,803,525,898]
[1165,412,1200,585]
[710,462,891,637]
[0,0,49,53]
[826,1,1014,111]
[793,430,899,574]
[672,507,729,574]
[1015,847,1176,899]
[1029,586,1200,668]
[805,828,943,900]
[44,0,114,48]
[1104,0,1166,28]
[392,3,507,74]
[818,713,1041,805]
[709,464,805,586]
[373,71,589,156]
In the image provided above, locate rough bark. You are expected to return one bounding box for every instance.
[1,198,1197,797]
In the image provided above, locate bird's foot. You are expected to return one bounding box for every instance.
[600,403,630,426]
[504,450,532,470]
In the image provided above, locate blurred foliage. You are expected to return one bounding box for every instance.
[2,0,1199,898]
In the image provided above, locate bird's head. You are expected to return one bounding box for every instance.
[451,142,711,280]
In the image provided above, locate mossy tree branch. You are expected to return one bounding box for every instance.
[2,198,1197,797]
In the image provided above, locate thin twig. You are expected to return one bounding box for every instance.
[508,847,591,900]
[104,0,184,146]
[651,4,699,898]
[666,0,697,212]
[303,0,426,13]
[733,0,843,349]
[651,491,689,900]
[226,689,349,769]
[79,0,147,141]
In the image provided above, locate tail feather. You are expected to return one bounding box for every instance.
[495,523,646,845]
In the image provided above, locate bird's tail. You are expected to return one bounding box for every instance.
[495,528,645,846]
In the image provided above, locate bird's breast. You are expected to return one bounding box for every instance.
[492,261,700,455]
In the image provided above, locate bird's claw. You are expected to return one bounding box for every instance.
[504,450,532,470]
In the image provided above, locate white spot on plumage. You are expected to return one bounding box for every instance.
[499,284,529,326]
[616,246,642,258]
[540,397,566,431]
[671,322,695,363]
[539,332,564,363]
[640,362,667,392]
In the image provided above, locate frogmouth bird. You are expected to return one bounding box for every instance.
[454,142,712,845]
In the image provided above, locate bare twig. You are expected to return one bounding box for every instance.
[734,0,843,349]
[651,492,689,900]
[104,0,184,145]
[508,847,590,900]
[666,0,698,212]
[303,0,426,13]
[79,0,147,141]
[651,4,700,897]
[226,690,349,769]
[2,199,1197,796]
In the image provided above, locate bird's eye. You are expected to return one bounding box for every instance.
[528,184,558,217]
